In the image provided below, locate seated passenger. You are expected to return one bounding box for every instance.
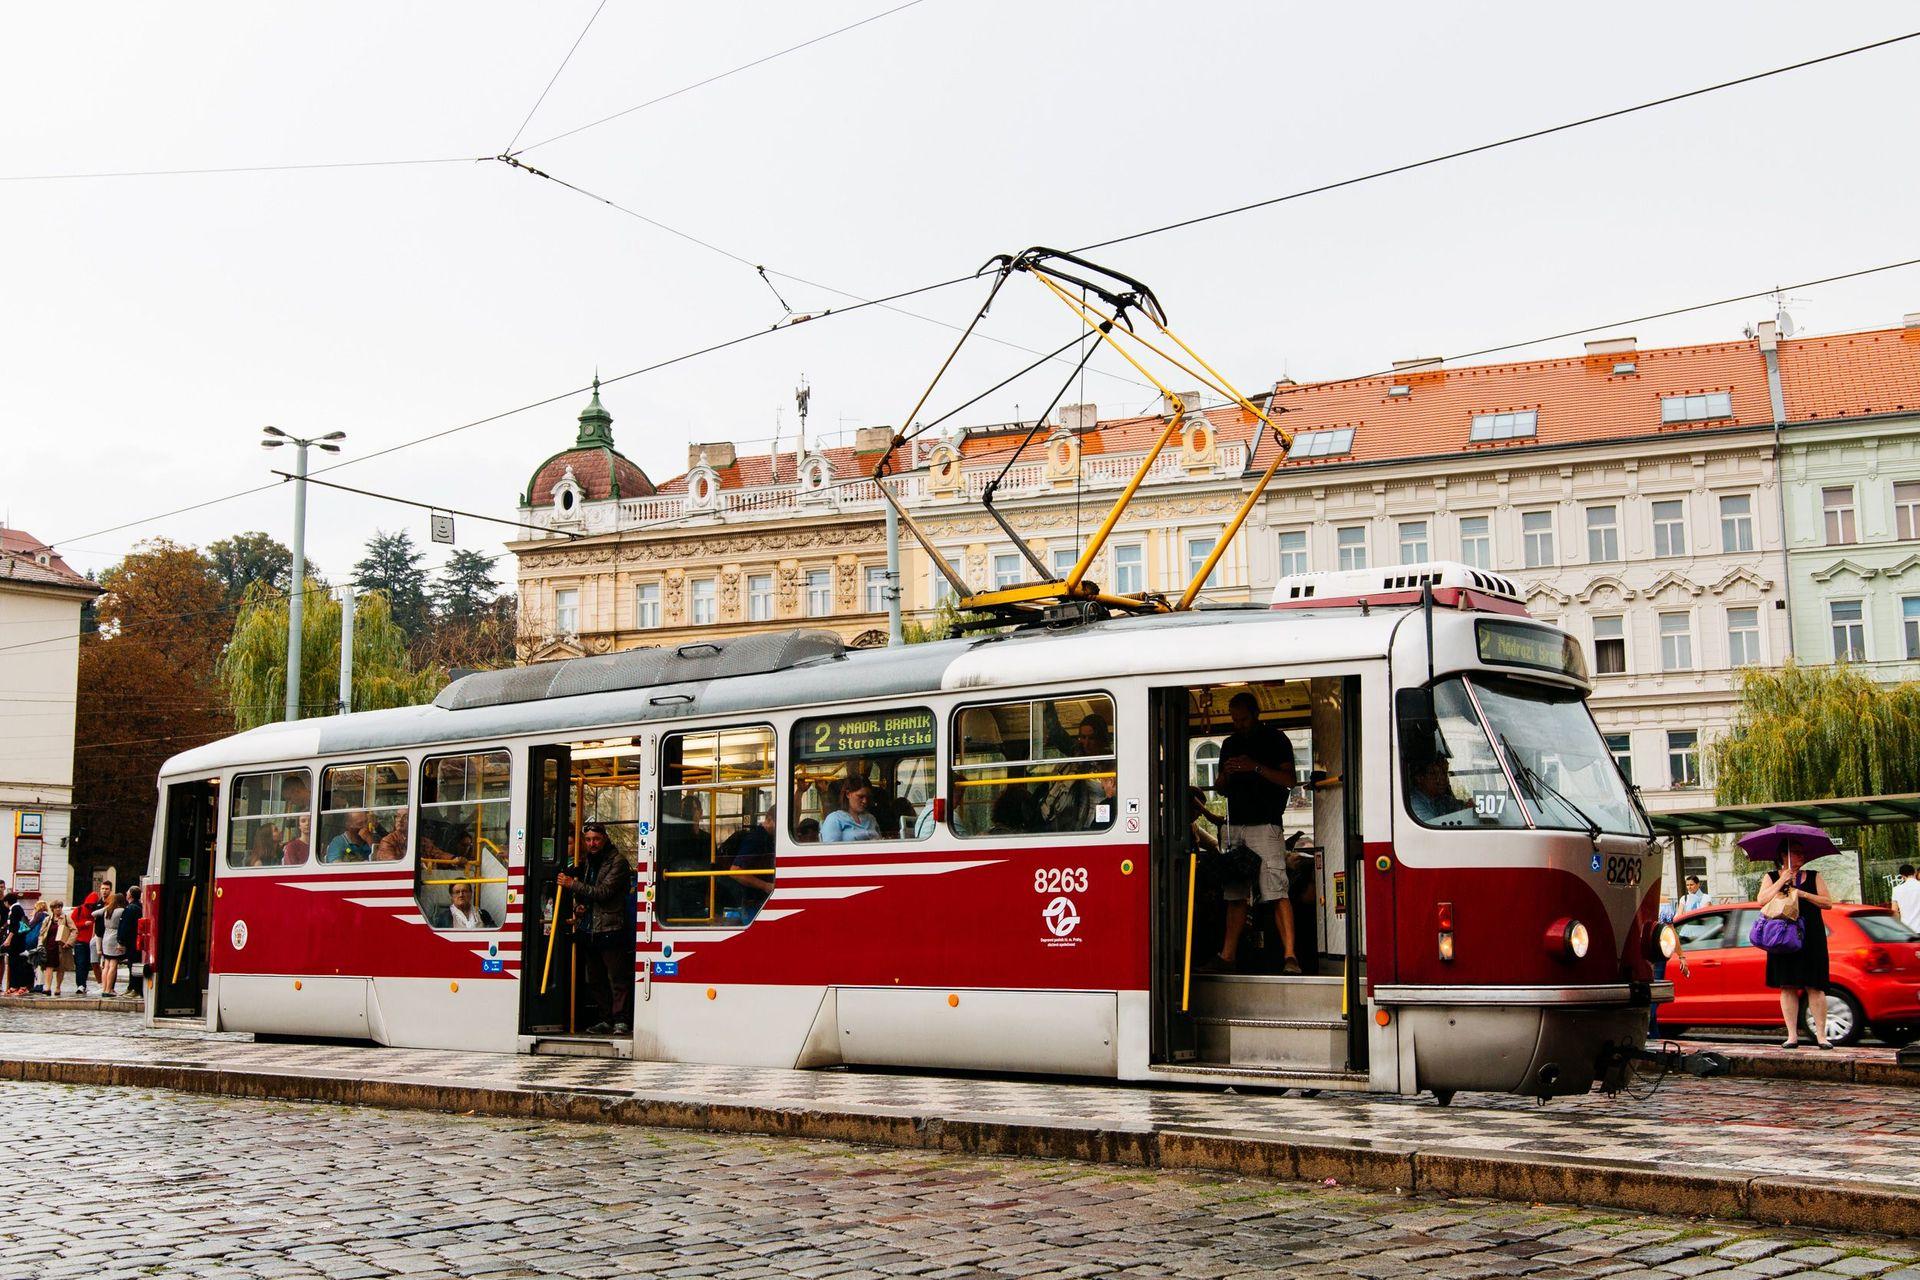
[374,811,409,861]
[795,817,821,843]
[1041,714,1116,831]
[820,782,881,842]
[441,881,496,929]
[282,814,311,865]
[988,785,1038,835]
[323,810,374,862]
[1409,756,1471,826]
[245,823,282,867]
[723,807,777,921]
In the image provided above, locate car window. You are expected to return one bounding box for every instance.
[1855,912,1920,942]
[1678,912,1729,950]
[1724,908,1757,948]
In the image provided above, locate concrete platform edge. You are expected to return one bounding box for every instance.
[4,1053,1917,1238]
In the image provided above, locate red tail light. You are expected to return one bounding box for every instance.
[1859,946,1893,973]
[1436,901,1454,931]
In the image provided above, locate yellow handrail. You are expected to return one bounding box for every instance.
[539,877,566,996]
[420,876,509,886]
[1181,853,1197,1013]
[169,884,198,986]
[951,770,1117,788]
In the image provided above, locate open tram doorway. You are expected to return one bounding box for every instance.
[519,741,641,1050]
[1150,677,1368,1078]
[153,779,217,1020]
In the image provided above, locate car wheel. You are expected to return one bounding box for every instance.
[1807,988,1863,1046]
[1874,1024,1918,1048]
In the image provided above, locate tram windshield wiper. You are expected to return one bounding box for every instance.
[1498,733,1602,841]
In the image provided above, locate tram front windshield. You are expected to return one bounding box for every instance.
[1406,675,1646,837]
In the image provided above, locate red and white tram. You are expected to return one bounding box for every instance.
[144,562,1673,1100]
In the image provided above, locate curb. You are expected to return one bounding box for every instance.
[3,1055,1916,1238]
[1706,1048,1918,1088]
[0,996,141,1014]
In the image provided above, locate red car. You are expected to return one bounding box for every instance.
[1662,903,1920,1046]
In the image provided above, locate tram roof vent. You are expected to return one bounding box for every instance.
[1271,560,1525,610]
[432,629,846,710]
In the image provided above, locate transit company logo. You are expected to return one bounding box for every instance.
[1042,895,1081,947]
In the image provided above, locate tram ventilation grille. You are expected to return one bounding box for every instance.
[433,629,846,710]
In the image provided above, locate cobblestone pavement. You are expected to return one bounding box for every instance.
[4,1081,1917,1280]
[4,1007,1920,1195]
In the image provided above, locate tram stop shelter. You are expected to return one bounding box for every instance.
[1647,792,1920,904]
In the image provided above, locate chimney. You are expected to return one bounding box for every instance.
[1584,336,1636,356]
[1392,356,1443,373]
[854,425,895,453]
[688,441,737,470]
[1059,403,1098,433]
[1162,390,1201,416]
[1904,311,1920,330]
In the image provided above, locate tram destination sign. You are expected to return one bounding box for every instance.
[797,708,935,761]
[1476,618,1588,681]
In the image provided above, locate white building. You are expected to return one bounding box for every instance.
[0,528,99,904]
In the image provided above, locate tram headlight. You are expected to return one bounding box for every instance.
[1544,916,1590,962]
[1652,922,1679,961]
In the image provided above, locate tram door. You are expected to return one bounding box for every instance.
[154,779,216,1019]
[520,745,576,1035]
[1149,689,1201,1061]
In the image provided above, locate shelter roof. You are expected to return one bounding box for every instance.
[1647,793,1920,838]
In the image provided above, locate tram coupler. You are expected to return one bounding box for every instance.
[1601,1041,1732,1090]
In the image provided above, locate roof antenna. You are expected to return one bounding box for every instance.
[795,375,811,459]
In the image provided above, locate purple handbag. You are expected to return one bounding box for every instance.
[1749,914,1804,953]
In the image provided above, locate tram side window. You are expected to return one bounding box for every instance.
[226,769,313,868]
[1398,679,1523,829]
[792,708,935,843]
[950,693,1117,837]
[415,750,511,931]
[659,726,777,926]
[317,760,410,864]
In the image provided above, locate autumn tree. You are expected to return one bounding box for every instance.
[219,581,440,731]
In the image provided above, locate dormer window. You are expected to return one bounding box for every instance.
[1289,427,1355,458]
[1470,410,1536,442]
[799,453,832,494]
[1660,392,1733,423]
[550,464,584,519]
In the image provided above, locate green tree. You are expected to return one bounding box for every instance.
[1713,662,1920,898]
[903,599,993,643]
[218,580,440,731]
[353,529,430,639]
[433,548,500,625]
[207,530,319,610]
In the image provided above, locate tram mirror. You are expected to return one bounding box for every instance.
[1394,687,1442,758]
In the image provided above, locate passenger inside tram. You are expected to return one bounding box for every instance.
[1407,754,1472,825]
[322,810,374,863]
[282,814,310,866]
[1200,691,1301,975]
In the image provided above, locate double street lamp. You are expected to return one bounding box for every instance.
[261,426,346,722]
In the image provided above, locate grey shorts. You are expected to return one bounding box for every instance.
[1221,823,1290,905]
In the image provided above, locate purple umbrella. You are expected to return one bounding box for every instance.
[1736,822,1839,863]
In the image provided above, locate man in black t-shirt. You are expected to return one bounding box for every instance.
[1203,691,1300,974]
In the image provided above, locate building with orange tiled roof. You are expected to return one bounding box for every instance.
[0,526,101,905]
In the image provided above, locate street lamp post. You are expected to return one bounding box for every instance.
[261,427,345,722]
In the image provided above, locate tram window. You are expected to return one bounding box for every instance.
[950,693,1116,837]
[226,769,312,868]
[659,726,777,926]
[415,750,511,931]
[792,708,934,843]
[317,760,410,864]
[1398,680,1523,829]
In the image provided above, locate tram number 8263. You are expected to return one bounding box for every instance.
[1035,867,1089,894]
[1603,854,1643,887]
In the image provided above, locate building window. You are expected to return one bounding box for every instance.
[1592,615,1626,675]
[1823,486,1857,545]
[1659,611,1693,671]
[635,582,662,629]
[1522,510,1554,568]
[1397,520,1428,565]
[225,769,312,869]
[1050,546,1078,580]
[1112,544,1144,594]
[864,567,889,614]
[1905,597,1920,660]
[1604,733,1633,785]
[1726,607,1760,667]
[1720,494,1755,553]
[990,553,1022,590]
[1469,410,1536,442]
[931,556,960,607]
[747,574,773,622]
[1336,525,1368,571]
[1660,392,1733,423]
[1585,505,1619,562]
[1667,730,1701,788]
[1291,427,1354,458]
[554,587,579,635]
[1277,530,1308,577]
[805,569,831,617]
[1458,515,1491,569]
[1651,499,1686,558]
[691,578,717,626]
[1185,535,1221,589]
[1895,481,1920,541]
[1830,599,1866,662]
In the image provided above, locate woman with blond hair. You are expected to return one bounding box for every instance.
[40,901,69,996]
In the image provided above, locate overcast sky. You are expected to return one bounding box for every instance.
[6,2,1919,585]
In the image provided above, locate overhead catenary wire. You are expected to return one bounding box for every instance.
[0,156,490,183]
[267,470,585,540]
[502,0,611,157]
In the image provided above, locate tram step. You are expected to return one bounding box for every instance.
[1146,1061,1369,1090]
[1197,1015,1347,1071]
[1189,973,1345,1022]
[529,1035,633,1059]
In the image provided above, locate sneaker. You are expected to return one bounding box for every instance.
[611,1022,630,1035]
[584,1021,613,1036]
[1282,957,1303,975]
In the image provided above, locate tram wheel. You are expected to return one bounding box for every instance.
[1431,1089,1455,1107]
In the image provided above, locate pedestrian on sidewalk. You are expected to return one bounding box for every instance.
[1679,876,1709,913]
[69,892,98,996]
[23,900,50,994]
[90,886,109,988]
[1759,841,1835,1050]
[99,893,127,996]
[42,903,70,997]
[4,891,32,995]
[119,886,144,999]
[1894,864,1920,932]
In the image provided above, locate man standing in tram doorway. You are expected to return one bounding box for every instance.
[1203,691,1300,974]
[557,822,634,1036]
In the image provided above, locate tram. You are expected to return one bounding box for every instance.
[143,561,1674,1101]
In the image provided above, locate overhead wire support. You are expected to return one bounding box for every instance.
[269,470,585,539]
[502,0,611,157]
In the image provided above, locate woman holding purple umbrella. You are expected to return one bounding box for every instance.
[1756,837,1836,1049]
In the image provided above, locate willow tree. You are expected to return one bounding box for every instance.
[1714,662,1920,884]
[219,580,440,731]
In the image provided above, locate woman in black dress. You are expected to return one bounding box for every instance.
[1758,840,1836,1049]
